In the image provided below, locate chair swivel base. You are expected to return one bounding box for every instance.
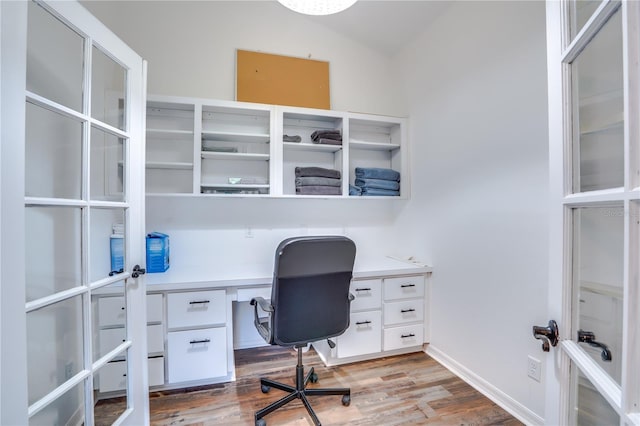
[254,349,350,426]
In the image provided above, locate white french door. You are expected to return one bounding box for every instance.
[546,0,640,424]
[1,1,148,425]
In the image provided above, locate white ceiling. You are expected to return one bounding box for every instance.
[298,1,452,56]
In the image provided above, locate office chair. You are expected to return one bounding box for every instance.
[250,235,357,426]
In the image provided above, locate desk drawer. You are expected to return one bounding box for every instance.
[384,276,424,301]
[383,324,424,351]
[337,310,381,358]
[167,327,227,383]
[167,290,226,329]
[350,279,382,311]
[98,294,164,327]
[98,324,164,356]
[98,356,165,392]
[384,300,424,326]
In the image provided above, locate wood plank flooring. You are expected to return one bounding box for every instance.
[95,346,523,425]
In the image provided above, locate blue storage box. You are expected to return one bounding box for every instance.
[146,232,170,273]
[110,235,124,272]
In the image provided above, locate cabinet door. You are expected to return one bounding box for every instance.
[384,276,425,300]
[167,290,226,329]
[167,327,227,383]
[336,311,381,358]
[383,324,424,352]
[384,299,424,326]
[350,279,382,311]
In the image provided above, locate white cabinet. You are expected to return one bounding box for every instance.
[145,95,408,198]
[314,274,428,366]
[146,99,195,194]
[166,290,230,384]
[95,293,165,393]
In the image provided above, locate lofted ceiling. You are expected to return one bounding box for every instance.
[294,0,452,56]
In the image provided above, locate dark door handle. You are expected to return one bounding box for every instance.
[132,264,146,278]
[577,330,612,362]
[532,320,559,352]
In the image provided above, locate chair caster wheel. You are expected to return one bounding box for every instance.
[256,418,266,426]
[342,394,351,406]
[310,373,318,383]
[261,384,270,393]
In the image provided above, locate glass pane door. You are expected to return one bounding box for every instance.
[23,1,146,425]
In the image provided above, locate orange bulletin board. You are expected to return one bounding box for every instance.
[236,49,330,109]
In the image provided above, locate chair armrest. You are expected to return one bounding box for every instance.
[250,297,274,312]
[250,297,274,344]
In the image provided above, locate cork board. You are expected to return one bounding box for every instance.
[236,49,330,109]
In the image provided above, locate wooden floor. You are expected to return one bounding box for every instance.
[95,346,523,425]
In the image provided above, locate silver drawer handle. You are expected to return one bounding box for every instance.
[400,284,416,288]
[401,333,415,338]
[189,339,211,344]
[401,308,416,313]
[355,288,371,292]
[189,300,210,305]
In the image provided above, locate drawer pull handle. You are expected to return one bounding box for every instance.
[189,339,211,344]
[189,300,210,305]
[401,333,416,338]
[401,308,416,313]
[356,320,372,325]
[355,288,371,292]
[400,284,416,288]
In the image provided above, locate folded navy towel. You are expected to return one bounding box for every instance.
[295,166,341,179]
[310,129,342,142]
[296,185,342,195]
[312,137,342,146]
[295,176,341,187]
[355,167,400,182]
[361,187,400,196]
[355,177,400,191]
[349,184,362,196]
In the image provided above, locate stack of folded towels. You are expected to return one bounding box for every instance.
[350,167,400,196]
[310,129,342,146]
[295,166,342,195]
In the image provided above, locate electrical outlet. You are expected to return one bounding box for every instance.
[527,356,541,382]
[245,227,254,238]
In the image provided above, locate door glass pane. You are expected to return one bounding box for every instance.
[90,208,126,282]
[26,1,84,112]
[27,296,84,405]
[570,0,602,41]
[94,352,128,414]
[572,8,623,192]
[25,207,82,303]
[92,282,126,362]
[28,380,85,426]
[91,45,126,131]
[574,370,620,425]
[90,127,125,202]
[573,207,623,384]
[25,102,82,199]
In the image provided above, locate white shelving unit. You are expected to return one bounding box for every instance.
[145,95,408,199]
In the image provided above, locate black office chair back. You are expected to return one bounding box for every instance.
[270,236,356,347]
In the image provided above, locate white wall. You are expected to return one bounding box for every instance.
[82,0,404,116]
[392,1,549,421]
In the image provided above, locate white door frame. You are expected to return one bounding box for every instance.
[0,1,148,424]
[545,0,640,424]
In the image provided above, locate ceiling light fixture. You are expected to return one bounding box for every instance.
[277,0,358,16]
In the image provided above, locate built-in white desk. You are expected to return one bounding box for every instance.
[94,256,432,394]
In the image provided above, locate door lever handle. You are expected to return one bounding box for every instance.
[577,330,612,362]
[532,320,559,352]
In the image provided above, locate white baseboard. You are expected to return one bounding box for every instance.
[426,345,544,426]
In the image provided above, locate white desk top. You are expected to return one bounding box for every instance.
[145,255,432,292]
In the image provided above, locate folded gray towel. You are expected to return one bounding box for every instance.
[313,138,342,146]
[294,166,341,179]
[295,176,341,187]
[283,134,301,143]
[296,185,342,195]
